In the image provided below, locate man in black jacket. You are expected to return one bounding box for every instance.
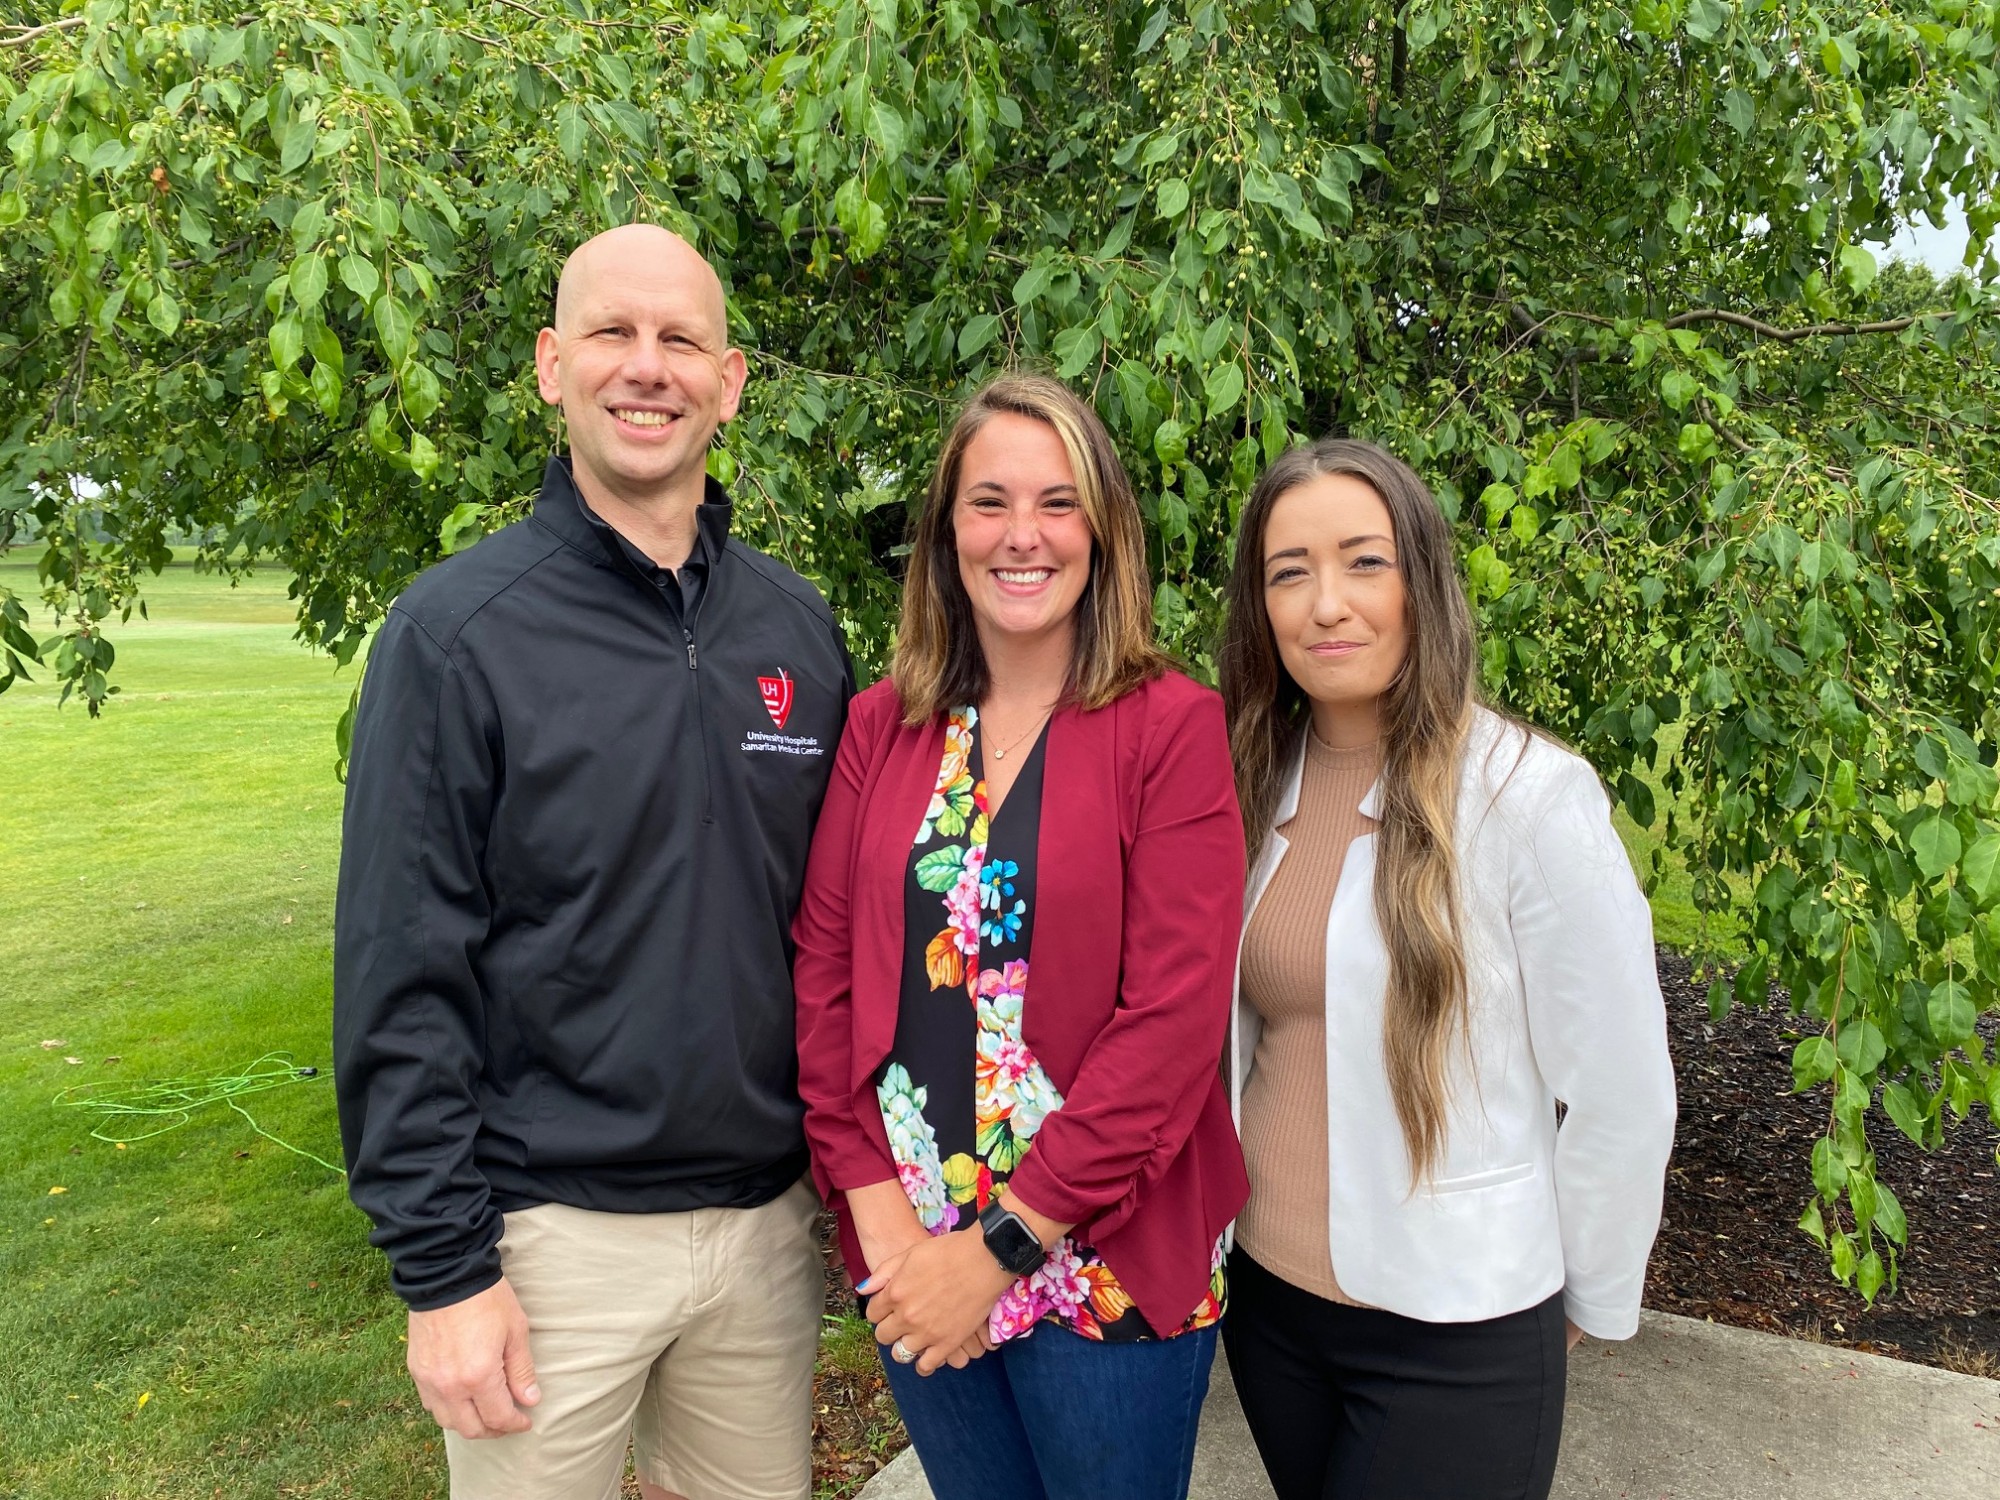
[334,225,852,1500]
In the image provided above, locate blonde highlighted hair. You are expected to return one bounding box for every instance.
[893,372,1170,724]
[1219,438,1490,1185]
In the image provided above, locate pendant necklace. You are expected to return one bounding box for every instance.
[985,704,1055,762]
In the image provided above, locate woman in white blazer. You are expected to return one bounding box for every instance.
[1214,438,1676,1500]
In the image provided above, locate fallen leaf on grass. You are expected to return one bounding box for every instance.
[64,1056,83,1065]
[48,1186,67,1195]
[41,1039,67,1049]
[136,1391,151,1411]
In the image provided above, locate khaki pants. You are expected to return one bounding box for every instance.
[445,1179,823,1500]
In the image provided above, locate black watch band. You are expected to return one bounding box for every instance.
[976,1200,1048,1277]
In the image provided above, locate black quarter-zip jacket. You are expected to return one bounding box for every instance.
[333,456,853,1310]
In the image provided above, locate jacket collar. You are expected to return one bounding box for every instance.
[531,454,734,572]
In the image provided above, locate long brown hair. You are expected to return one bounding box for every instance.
[1218,438,1479,1184]
[893,372,1170,724]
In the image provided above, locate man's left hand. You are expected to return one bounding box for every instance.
[1566,1318,1586,1352]
[862,1230,1015,1376]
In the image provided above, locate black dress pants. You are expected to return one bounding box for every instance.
[1222,1251,1566,1500]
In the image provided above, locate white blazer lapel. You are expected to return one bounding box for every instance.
[1230,743,1307,1119]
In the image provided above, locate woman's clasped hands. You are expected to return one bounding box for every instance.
[859,1224,1014,1376]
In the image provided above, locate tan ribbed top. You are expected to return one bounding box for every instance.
[1235,731,1381,1304]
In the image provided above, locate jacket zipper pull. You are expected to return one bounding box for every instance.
[684,630,697,670]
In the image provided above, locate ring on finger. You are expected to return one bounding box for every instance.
[891,1339,918,1365]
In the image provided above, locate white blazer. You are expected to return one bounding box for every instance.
[1229,709,1676,1339]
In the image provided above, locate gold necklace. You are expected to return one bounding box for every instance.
[983,704,1055,762]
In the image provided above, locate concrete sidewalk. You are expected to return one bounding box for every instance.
[859,1310,2000,1499]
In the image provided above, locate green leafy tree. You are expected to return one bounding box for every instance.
[5,0,1999,1301]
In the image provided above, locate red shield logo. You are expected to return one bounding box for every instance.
[758,669,794,730]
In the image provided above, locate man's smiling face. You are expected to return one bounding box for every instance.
[534,226,748,507]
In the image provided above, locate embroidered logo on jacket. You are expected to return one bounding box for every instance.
[758,669,794,729]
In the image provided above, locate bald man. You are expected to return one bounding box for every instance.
[334,225,853,1500]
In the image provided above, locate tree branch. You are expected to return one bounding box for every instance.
[1661,309,1944,341]
[1508,302,1960,348]
[1,17,86,47]
[169,236,253,271]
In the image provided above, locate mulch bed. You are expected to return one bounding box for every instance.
[1646,950,2000,1373]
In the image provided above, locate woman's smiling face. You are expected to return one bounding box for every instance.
[953,411,1095,652]
[1261,472,1409,716]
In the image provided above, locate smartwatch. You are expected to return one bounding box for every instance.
[976,1200,1048,1277]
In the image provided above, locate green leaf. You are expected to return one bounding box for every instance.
[1465,544,1511,600]
[1722,88,1754,135]
[1152,419,1188,466]
[401,362,442,425]
[1881,1080,1927,1144]
[1051,323,1100,380]
[1927,979,1976,1045]
[310,360,343,420]
[1838,244,1877,295]
[1835,1018,1885,1075]
[1137,5,1172,52]
[339,255,380,300]
[850,195,889,259]
[1856,1248,1885,1304]
[1962,832,2000,906]
[1873,1180,1908,1245]
[866,98,908,162]
[1095,211,1136,260]
[1797,599,1845,661]
[408,430,440,482]
[1792,1035,1837,1090]
[280,112,318,173]
[145,290,182,336]
[601,99,651,148]
[1944,757,1998,809]
[1798,1197,1827,1247]
[556,101,588,162]
[1012,261,1054,308]
[269,315,305,373]
[1810,1136,1846,1197]
[0,190,24,228]
[957,313,1002,362]
[1203,360,1245,419]
[439,501,491,557]
[1660,370,1698,410]
[1155,177,1190,219]
[289,253,329,310]
[291,199,328,254]
[373,296,415,368]
[1909,812,1961,879]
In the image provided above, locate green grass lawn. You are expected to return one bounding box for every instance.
[0,555,443,1499]
[0,553,1711,1497]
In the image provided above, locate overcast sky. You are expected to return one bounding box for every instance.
[1888,199,1992,279]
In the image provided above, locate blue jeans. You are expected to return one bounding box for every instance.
[879,1321,1217,1500]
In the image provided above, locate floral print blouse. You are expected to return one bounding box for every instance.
[875,705,1226,1343]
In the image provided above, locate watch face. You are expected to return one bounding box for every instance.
[981,1207,1045,1275]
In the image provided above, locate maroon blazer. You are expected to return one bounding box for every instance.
[793,670,1251,1334]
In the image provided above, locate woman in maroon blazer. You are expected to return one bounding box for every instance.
[793,373,1248,1499]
